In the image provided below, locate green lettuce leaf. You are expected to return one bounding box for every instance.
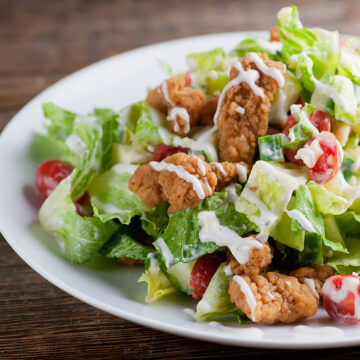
[230,38,282,59]
[39,174,118,264]
[196,263,242,321]
[138,267,177,303]
[100,227,152,260]
[154,189,257,266]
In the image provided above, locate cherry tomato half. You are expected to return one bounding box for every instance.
[322,274,360,324]
[307,132,342,184]
[152,144,188,162]
[282,110,331,166]
[190,253,223,302]
[35,159,74,199]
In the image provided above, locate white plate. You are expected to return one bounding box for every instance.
[1,31,360,349]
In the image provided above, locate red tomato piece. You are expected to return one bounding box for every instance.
[190,253,223,302]
[282,111,331,166]
[307,132,342,184]
[322,274,360,324]
[152,144,188,162]
[74,192,93,217]
[35,159,74,199]
[309,110,331,132]
[184,71,192,87]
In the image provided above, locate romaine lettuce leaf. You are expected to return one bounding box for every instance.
[39,174,118,264]
[230,38,282,59]
[138,266,177,303]
[196,263,240,321]
[100,227,152,260]
[154,189,256,266]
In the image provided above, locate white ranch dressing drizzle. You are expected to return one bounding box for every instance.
[285,209,316,233]
[196,299,212,313]
[256,39,283,54]
[233,275,257,321]
[202,178,213,195]
[197,211,263,264]
[295,139,323,168]
[167,107,190,134]
[260,142,274,157]
[161,80,174,106]
[149,161,205,199]
[235,106,245,115]
[290,104,319,136]
[236,164,248,183]
[223,264,233,276]
[213,60,264,126]
[211,162,227,176]
[112,163,138,175]
[304,278,319,299]
[292,325,344,337]
[193,155,206,176]
[247,52,285,88]
[147,253,160,273]
[172,136,219,162]
[156,237,174,267]
[65,134,87,156]
[227,184,239,203]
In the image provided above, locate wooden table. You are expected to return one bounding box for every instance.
[1,0,360,358]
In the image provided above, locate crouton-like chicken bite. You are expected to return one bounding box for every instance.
[216,53,286,164]
[227,241,273,277]
[290,264,336,296]
[229,272,319,324]
[146,76,205,136]
[129,153,249,213]
[198,93,219,126]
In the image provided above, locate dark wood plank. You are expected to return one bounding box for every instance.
[1,0,360,358]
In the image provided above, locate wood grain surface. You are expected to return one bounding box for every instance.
[1,0,360,358]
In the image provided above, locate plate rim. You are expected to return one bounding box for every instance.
[1,30,360,350]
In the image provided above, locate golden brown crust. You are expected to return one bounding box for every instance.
[270,26,280,42]
[229,272,319,324]
[290,265,336,296]
[128,164,166,207]
[217,53,285,164]
[227,241,273,277]
[146,76,205,136]
[210,161,249,191]
[129,153,217,213]
[198,94,219,126]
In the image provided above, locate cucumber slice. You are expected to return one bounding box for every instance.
[258,134,284,162]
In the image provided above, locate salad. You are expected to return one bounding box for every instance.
[34,6,360,325]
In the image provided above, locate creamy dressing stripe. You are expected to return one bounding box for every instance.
[233,275,257,321]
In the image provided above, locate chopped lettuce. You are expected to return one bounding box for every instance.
[138,267,177,303]
[196,263,239,321]
[186,48,228,92]
[285,103,318,150]
[100,226,152,260]
[236,161,305,235]
[154,189,256,266]
[230,37,282,59]
[39,174,118,264]
[327,237,360,274]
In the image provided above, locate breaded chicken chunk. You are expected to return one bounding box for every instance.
[216,53,286,164]
[290,265,336,296]
[227,241,273,277]
[209,161,249,191]
[129,153,217,213]
[270,26,280,42]
[229,272,319,324]
[199,94,219,126]
[146,76,205,136]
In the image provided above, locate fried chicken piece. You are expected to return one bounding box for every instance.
[290,265,336,296]
[146,76,205,136]
[227,241,273,277]
[229,272,319,324]
[270,26,280,42]
[128,164,166,207]
[129,153,217,213]
[118,257,144,266]
[199,94,219,126]
[217,53,286,164]
[209,161,249,191]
